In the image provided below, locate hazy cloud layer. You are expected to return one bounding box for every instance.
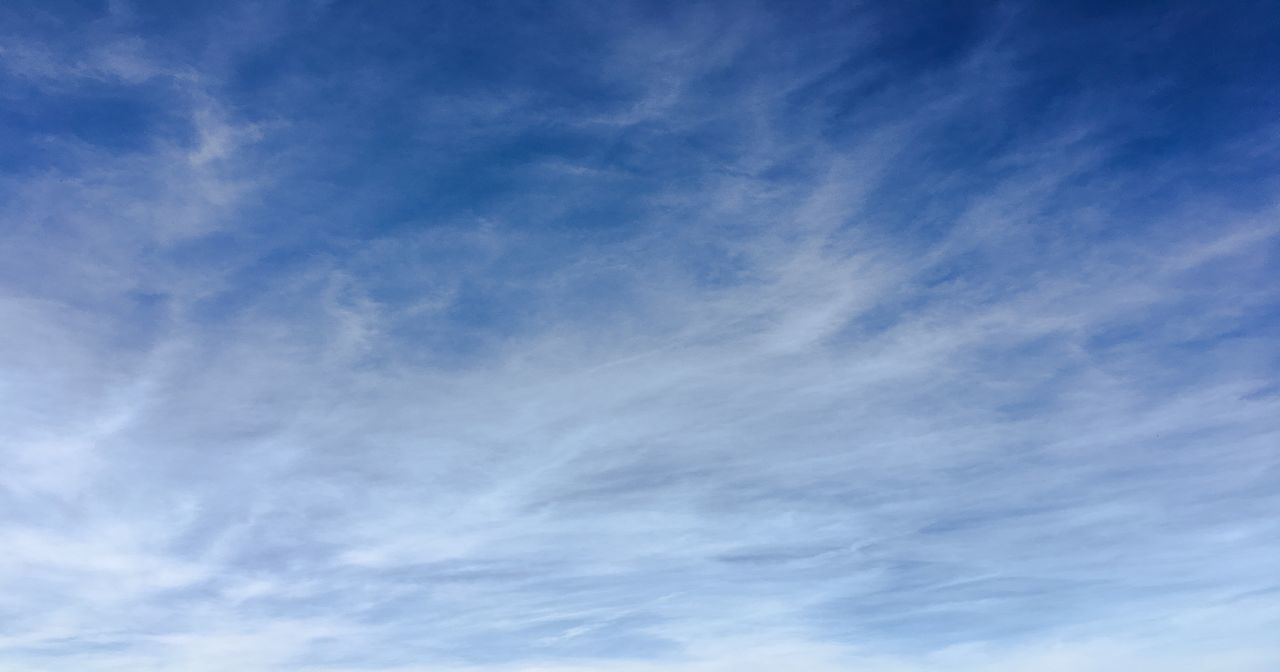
[1,1,1278,670]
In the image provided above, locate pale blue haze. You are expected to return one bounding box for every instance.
[1,1,1279,671]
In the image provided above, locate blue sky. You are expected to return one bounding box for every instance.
[2,1,1279,670]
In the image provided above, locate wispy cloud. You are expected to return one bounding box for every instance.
[1,1,1278,670]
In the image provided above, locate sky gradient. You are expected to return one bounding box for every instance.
[2,1,1279,670]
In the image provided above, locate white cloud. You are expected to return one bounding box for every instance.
[1,1,1277,670]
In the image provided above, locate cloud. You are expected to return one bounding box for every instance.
[0,1,1277,670]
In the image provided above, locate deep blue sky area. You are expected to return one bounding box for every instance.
[1,1,1278,671]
